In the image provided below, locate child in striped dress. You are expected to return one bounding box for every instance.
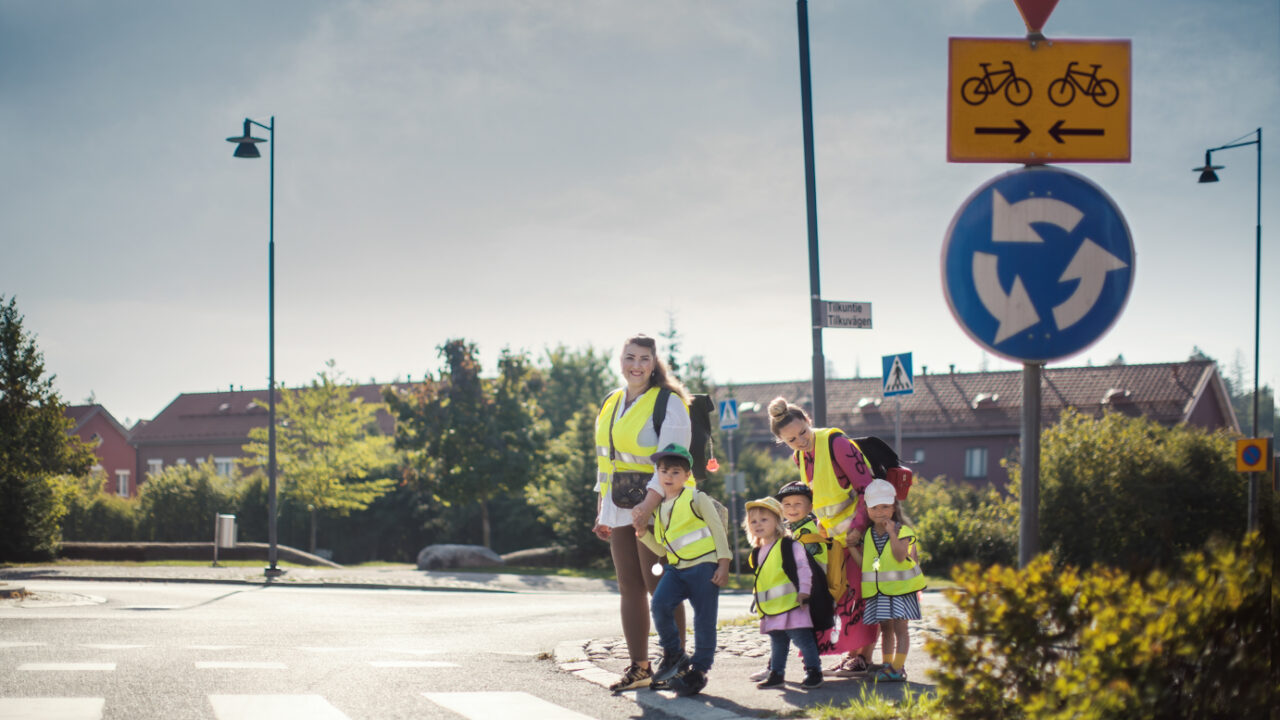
[849,479,925,683]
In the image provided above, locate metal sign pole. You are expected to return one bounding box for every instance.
[894,397,903,456]
[728,428,740,577]
[1019,363,1041,567]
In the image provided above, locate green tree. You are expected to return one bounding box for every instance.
[1013,409,1244,572]
[525,405,608,565]
[538,344,613,430]
[137,461,236,541]
[242,364,398,553]
[386,340,548,549]
[0,296,95,560]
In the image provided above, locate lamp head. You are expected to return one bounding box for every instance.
[1194,150,1223,183]
[226,118,265,158]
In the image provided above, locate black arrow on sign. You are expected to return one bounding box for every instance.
[974,119,1030,143]
[1049,119,1105,144]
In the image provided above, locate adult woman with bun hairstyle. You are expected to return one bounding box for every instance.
[593,334,693,692]
[768,396,881,676]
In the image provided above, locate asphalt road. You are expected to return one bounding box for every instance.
[0,580,690,720]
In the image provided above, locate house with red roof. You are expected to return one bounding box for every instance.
[719,360,1239,487]
[64,404,137,497]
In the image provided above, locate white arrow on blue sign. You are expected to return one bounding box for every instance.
[942,166,1134,364]
[718,400,739,430]
[882,353,914,397]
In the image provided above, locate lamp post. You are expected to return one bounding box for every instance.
[1194,127,1263,532]
[226,117,284,577]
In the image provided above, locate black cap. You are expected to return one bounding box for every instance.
[774,481,812,500]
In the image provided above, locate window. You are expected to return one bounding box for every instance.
[115,470,130,497]
[214,457,235,477]
[147,459,163,476]
[175,458,187,466]
[964,448,988,478]
[913,449,925,464]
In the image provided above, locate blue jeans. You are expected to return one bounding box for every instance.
[651,561,720,672]
[768,628,821,674]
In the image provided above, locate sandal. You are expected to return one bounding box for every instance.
[873,667,907,683]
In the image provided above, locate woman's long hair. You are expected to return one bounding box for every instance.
[623,334,690,403]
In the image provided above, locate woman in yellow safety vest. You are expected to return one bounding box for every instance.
[767,396,880,677]
[592,334,692,693]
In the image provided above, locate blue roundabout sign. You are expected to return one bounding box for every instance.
[942,166,1134,364]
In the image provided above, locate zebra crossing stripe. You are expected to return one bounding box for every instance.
[208,695,349,720]
[195,661,287,670]
[422,692,597,720]
[0,697,104,720]
[0,642,44,649]
[17,663,115,671]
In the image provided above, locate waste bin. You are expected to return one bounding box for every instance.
[213,514,236,566]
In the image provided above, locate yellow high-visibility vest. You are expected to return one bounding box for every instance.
[652,488,717,564]
[594,388,662,496]
[749,538,800,617]
[796,428,860,542]
[860,526,926,597]
[792,517,829,570]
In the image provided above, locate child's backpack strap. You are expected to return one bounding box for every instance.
[653,388,670,435]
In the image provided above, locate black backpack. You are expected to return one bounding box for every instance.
[850,435,902,478]
[654,389,716,480]
[750,537,836,632]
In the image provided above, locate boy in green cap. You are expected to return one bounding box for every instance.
[636,443,731,697]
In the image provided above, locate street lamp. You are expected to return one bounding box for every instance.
[1194,127,1263,532]
[226,116,284,577]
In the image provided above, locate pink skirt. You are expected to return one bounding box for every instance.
[815,549,878,654]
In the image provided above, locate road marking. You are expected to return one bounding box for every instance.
[188,645,245,650]
[208,695,349,720]
[367,660,458,668]
[422,692,596,720]
[0,697,104,720]
[0,642,44,649]
[297,646,351,653]
[17,663,115,671]
[195,662,287,670]
[78,644,148,650]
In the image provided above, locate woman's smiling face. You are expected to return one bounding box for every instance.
[620,343,655,390]
[776,417,815,453]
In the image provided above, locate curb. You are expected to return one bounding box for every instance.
[2,573,515,594]
[553,639,752,720]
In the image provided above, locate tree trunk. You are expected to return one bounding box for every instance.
[480,499,491,549]
[309,507,317,553]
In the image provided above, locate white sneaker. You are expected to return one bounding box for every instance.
[748,666,772,682]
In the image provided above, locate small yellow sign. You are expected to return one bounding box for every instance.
[948,37,1130,163]
[1236,438,1272,473]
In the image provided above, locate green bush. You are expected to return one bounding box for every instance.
[61,475,138,541]
[137,462,237,541]
[928,534,1274,720]
[906,478,1017,573]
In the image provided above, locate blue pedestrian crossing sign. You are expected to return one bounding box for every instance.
[882,353,914,397]
[718,400,739,430]
[942,166,1134,364]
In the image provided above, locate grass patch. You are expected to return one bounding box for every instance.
[808,684,942,720]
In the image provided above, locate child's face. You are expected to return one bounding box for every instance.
[780,495,812,523]
[657,462,690,498]
[867,502,895,526]
[747,508,781,543]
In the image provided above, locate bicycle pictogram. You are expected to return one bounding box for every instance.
[1048,62,1119,107]
[960,61,1032,106]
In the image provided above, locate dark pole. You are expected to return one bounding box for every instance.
[266,116,281,576]
[1250,127,1261,533]
[796,0,826,425]
[1019,363,1041,567]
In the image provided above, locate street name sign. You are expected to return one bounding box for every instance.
[948,37,1130,163]
[821,301,872,329]
[942,166,1133,364]
[882,353,914,397]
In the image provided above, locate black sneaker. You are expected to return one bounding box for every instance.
[756,671,785,689]
[652,649,690,683]
[668,668,707,696]
[609,664,652,693]
[802,668,823,689]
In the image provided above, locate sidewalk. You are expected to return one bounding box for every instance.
[1,564,949,719]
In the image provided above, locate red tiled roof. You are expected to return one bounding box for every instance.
[131,383,412,446]
[64,404,133,441]
[719,360,1237,438]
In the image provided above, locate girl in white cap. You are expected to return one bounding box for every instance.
[850,478,925,683]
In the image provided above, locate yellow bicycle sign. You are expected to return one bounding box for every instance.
[948,37,1131,164]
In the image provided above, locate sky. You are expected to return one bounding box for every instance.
[2,0,1278,427]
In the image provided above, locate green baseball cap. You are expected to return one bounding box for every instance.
[650,443,693,465]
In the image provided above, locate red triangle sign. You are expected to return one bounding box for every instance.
[1013,0,1059,33]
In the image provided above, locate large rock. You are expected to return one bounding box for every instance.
[416,544,504,571]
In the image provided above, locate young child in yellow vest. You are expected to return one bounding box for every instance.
[849,479,925,682]
[744,496,824,690]
[635,444,731,697]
